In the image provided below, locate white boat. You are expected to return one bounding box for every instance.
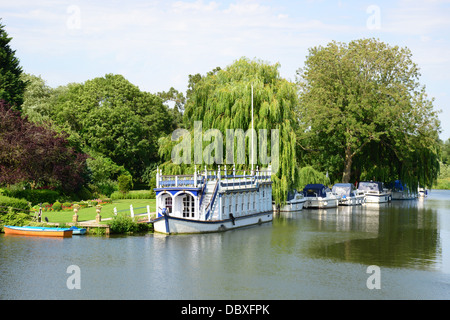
[332,183,365,206]
[418,187,428,198]
[152,166,273,234]
[302,184,339,209]
[357,181,392,203]
[390,180,417,200]
[273,190,306,212]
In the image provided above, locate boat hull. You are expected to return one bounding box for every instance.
[364,193,391,203]
[3,226,73,237]
[275,199,306,212]
[153,211,273,234]
[304,198,338,209]
[338,195,365,206]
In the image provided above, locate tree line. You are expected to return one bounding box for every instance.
[0,20,444,204]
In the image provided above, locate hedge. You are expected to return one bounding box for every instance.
[6,189,60,205]
[110,190,155,200]
[0,195,30,211]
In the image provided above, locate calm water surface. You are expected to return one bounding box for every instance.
[1,190,450,300]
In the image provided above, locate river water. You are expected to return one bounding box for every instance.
[1,190,450,300]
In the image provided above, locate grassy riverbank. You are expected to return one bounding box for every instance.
[41,199,156,224]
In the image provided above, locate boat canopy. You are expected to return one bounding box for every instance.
[302,184,328,198]
[332,183,356,197]
[357,181,383,192]
[287,189,298,201]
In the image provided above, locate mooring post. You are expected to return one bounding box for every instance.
[130,204,134,218]
[147,205,151,222]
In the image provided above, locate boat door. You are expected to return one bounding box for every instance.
[182,194,195,218]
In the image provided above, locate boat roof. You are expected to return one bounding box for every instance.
[332,183,355,196]
[302,184,328,197]
[357,181,383,192]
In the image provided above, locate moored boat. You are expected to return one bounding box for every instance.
[418,187,428,198]
[390,180,417,200]
[302,184,339,208]
[3,225,73,237]
[357,181,392,203]
[273,190,306,212]
[69,226,87,235]
[152,166,273,234]
[332,183,365,206]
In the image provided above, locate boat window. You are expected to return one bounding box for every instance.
[165,197,172,213]
[182,194,195,218]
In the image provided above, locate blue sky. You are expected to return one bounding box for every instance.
[2,0,450,140]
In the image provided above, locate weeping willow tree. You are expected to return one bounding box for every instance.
[158,58,300,204]
[297,38,441,190]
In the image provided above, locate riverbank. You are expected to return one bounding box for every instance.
[40,199,156,224]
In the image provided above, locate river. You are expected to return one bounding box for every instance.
[1,190,450,300]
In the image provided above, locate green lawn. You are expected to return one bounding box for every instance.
[42,199,156,224]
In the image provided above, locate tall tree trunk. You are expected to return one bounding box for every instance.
[342,145,353,183]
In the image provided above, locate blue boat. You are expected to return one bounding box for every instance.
[69,226,87,235]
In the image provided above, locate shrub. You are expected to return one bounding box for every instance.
[110,190,154,200]
[62,202,72,209]
[0,195,30,211]
[52,201,62,211]
[109,213,138,234]
[7,189,60,205]
[0,207,33,229]
[118,175,133,194]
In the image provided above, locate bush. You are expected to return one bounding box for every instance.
[0,195,30,211]
[109,213,138,234]
[110,190,154,200]
[0,207,33,229]
[62,202,72,209]
[118,175,133,194]
[52,201,62,211]
[6,189,60,205]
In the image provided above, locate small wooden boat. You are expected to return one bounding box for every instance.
[69,226,87,235]
[3,225,73,237]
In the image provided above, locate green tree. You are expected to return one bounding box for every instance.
[0,19,26,109]
[297,38,441,189]
[48,74,174,181]
[161,58,299,204]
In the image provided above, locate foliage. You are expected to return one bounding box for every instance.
[297,38,441,189]
[0,195,30,211]
[0,100,89,193]
[5,189,60,205]
[46,74,175,180]
[0,20,26,110]
[52,201,62,211]
[297,166,330,190]
[109,213,151,234]
[118,174,133,194]
[161,58,299,204]
[111,190,154,200]
[0,207,33,229]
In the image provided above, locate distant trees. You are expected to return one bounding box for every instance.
[297,38,441,189]
[0,19,27,110]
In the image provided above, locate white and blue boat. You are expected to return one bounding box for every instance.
[153,166,273,234]
[357,181,392,203]
[390,180,417,200]
[273,189,306,212]
[332,183,365,206]
[302,184,339,209]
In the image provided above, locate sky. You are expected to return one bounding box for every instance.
[1,0,450,140]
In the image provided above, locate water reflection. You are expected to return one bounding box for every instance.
[273,200,440,270]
